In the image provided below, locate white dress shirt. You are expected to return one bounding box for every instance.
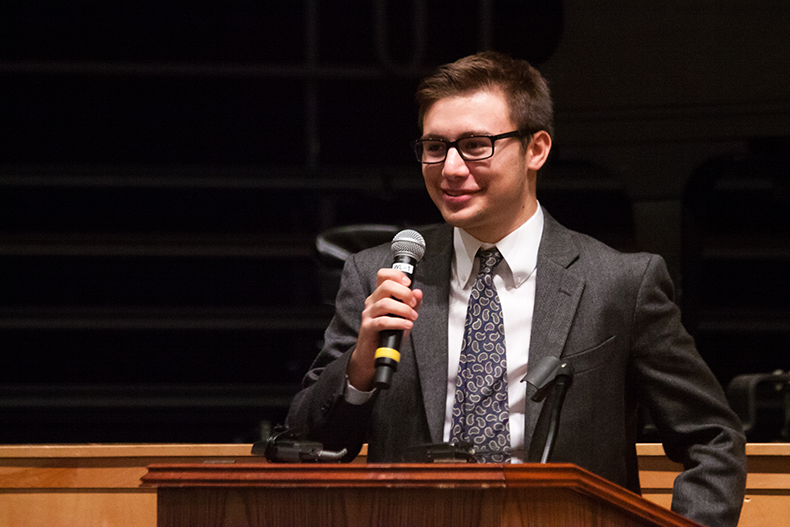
[442,205,544,461]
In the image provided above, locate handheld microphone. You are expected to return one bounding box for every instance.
[373,229,426,390]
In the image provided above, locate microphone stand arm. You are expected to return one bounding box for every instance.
[540,362,574,464]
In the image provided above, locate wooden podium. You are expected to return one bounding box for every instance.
[141,462,698,527]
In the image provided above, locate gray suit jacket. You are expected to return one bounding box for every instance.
[287,212,746,526]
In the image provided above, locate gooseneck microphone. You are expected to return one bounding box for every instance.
[524,356,575,463]
[373,229,426,390]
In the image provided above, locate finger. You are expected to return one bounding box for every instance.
[375,268,412,288]
[412,288,424,311]
[364,296,419,324]
[369,278,418,308]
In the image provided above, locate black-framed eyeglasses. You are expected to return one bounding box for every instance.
[412,130,527,164]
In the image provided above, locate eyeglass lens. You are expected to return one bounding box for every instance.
[417,137,494,163]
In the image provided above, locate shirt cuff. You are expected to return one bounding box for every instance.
[344,377,376,405]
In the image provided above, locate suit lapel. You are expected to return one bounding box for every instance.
[409,224,454,443]
[522,213,585,455]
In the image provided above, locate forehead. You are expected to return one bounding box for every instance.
[422,89,514,136]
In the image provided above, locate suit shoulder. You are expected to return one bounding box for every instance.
[346,242,391,278]
[558,224,664,282]
[540,210,648,262]
[569,228,649,260]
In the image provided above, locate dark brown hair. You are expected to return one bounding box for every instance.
[416,51,554,140]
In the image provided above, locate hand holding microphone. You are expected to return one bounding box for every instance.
[348,229,426,391]
[373,229,426,389]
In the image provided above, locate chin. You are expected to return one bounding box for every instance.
[441,210,480,231]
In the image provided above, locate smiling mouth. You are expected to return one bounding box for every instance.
[443,189,472,197]
[441,190,476,207]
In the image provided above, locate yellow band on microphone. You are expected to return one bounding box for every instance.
[375,347,401,362]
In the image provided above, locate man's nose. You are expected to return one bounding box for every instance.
[442,147,469,176]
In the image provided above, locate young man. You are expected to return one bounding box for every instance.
[286,51,746,526]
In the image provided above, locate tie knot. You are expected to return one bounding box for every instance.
[477,247,503,275]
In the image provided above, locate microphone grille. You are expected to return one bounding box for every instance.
[391,229,426,262]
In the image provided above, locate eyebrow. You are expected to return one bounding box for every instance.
[420,130,493,141]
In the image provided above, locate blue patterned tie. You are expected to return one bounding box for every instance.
[451,247,510,462]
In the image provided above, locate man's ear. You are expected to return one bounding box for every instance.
[526,130,552,171]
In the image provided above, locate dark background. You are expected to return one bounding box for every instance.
[1,0,789,443]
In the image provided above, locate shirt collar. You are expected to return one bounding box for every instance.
[452,204,544,289]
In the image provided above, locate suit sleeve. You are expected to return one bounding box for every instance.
[630,255,747,527]
[284,251,381,460]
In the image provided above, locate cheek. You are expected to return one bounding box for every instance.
[422,167,441,187]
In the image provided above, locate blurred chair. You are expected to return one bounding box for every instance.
[727,371,790,442]
[315,224,400,306]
